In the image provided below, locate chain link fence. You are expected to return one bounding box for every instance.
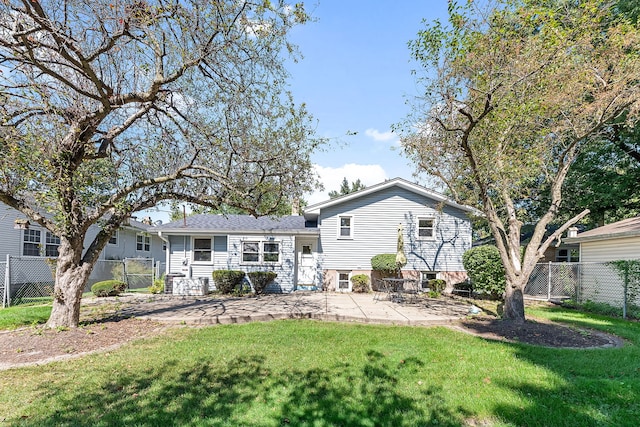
[1,260,6,308]
[526,261,640,318]
[1,256,159,307]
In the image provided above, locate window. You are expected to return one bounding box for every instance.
[108,231,118,245]
[242,241,280,264]
[136,233,150,252]
[44,232,60,257]
[338,215,353,238]
[556,248,579,263]
[337,271,351,290]
[263,242,280,262]
[242,242,260,263]
[23,229,41,256]
[421,271,438,289]
[417,217,434,239]
[193,238,212,262]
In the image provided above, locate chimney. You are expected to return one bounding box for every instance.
[567,227,578,238]
[291,198,300,216]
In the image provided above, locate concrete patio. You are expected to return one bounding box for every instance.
[89,292,475,327]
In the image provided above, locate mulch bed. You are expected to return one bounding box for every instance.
[457,316,623,348]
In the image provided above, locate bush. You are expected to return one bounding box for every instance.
[91,280,126,297]
[462,245,506,300]
[212,270,246,294]
[148,275,164,294]
[428,279,446,293]
[350,274,371,293]
[247,271,277,295]
[371,253,399,276]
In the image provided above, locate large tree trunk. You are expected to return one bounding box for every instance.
[503,280,526,323]
[46,242,94,329]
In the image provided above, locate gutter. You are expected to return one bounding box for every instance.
[564,230,640,244]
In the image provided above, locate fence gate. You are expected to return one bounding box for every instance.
[525,262,579,301]
[123,258,154,289]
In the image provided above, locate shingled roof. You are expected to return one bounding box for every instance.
[151,214,318,235]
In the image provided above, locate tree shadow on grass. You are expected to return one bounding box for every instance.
[17,351,465,427]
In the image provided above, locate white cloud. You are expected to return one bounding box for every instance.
[364,128,396,142]
[306,163,388,205]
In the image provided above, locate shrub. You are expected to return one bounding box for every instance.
[427,290,441,298]
[91,280,126,297]
[428,279,446,293]
[148,275,165,294]
[462,245,506,300]
[350,274,371,293]
[212,270,246,294]
[371,253,399,276]
[247,271,277,295]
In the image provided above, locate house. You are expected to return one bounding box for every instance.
[563,216,640,308]
[0,202,165,261]
[153,215,318,294]
[152,178,478,294]
[563,217,640,262]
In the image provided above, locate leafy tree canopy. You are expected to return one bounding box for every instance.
[328,177,366,199]
[0,0,322,327]
[400,0,640,322]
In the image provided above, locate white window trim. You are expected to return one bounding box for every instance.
[337,215,354,239]
[336,270,352,292]
[192,237,214,264]
[44,231,60,257]
[420,271,439,289]
[240,240,282,265]
[416,217,435,240]
[22,228,42,257]
[136,233,151,252]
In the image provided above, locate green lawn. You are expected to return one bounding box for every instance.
[0,304,51,329]
[0,307,639,426]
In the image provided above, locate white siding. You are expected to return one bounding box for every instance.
[0,203,164,262]
[317,186,472,272]
[102,228,165,261]
[580,237,640,263]
[0,204,24,260]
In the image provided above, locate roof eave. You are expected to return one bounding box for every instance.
[151,228,319,236]
[564,230,640,244]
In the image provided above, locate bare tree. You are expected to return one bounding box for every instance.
[0,0,323,327]
[400,0,640,322]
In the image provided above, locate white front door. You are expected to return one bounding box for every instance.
[296,239,317,287]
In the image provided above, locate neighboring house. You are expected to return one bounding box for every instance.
[563,217,640,308]
[152,178,478,294]
[564,217,640,263]
[0,202,165,261]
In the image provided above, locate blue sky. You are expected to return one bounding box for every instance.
[288,0,450,204]
[145,1,451,222]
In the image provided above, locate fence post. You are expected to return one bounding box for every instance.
[623,266,628,320]
[4,254,11,307]
[547,261,552,301]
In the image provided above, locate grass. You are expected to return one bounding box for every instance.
[0,303,51,329]
[1,306,639,426]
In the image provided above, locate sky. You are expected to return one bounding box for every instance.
[289,0,450,205]
[145,1,452,222]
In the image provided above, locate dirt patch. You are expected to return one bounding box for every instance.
[455,316,623,348]
[0,317,168,370]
